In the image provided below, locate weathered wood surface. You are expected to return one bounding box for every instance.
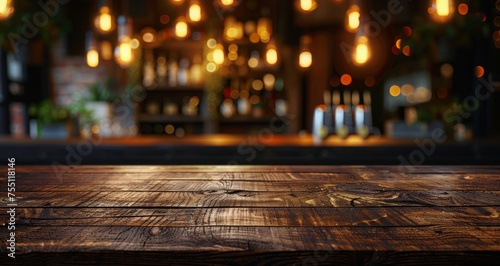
[1,165,499,265]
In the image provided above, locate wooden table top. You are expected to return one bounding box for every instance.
[1,165,500,265]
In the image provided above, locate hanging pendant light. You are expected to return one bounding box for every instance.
[94,0,116,34]
[86,32,99,68]
[0,0,14,20]
[295,0,317,13]
[265,42,279,66]
[352,30,370,65]
[428,0,455,23]
[216,0,237,8]
[213,43,225,65]
[114,16,134,68]
[174,16,190,39]
[298,35,312,69]
[187,0,204,23]
[344,1,360,33]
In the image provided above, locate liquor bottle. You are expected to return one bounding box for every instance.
[323,90,333,134]
[143,51,156,87]
[156,56,167,87]
[167,56,178,87]
[177,58,189,86]
[190,55,203,85]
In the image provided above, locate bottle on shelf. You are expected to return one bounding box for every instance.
[167,55,178,87]
[143,50,157,88]
[178,58,189,86]
[156,56,167,87]
[237,81,251,116]
[333,90,349,139]
[323,90,333,134]
[354,90,372,138]
[275,99,287,117]
[182,96,200,116]
[220,79,236,118]
[190,54,204,86]
[163,99,178,116]
[312,105,327,144]
[146,101,160,115]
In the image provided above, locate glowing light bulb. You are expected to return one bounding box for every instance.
[86,31,99,68]
[114,38,133,68]
[352,36,370,65]
[436,0,450,16]
[0,0,14,20]
[296,0,317,12]
[345,5,360,33]
[94,5,116,33]
[213,43,225,65]
[429,0,455,23]
[266,44,278,65]
[114,16,134,68]
[175,17,189,38]
[299,35,312,69]
[99,10,112,31]
[87,49,99,68]
[220,0,234,6]
[299,50,312,68]
[188,0,203,22]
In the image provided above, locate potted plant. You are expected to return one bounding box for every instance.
[28,100,71,139]
[84,80,117,137]
[67,102,97,139]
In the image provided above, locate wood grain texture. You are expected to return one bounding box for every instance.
[0,165,499,265]
[2,226,499,252]
[2,207,499,227]
[11,190,500,208]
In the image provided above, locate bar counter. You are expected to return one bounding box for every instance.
[1,165,499,265]
[1,135,500,165]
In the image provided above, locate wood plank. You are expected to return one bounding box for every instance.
[10,178,500,192]
[2,207,499,227]
[1,226,499,252]
[5,170,500,193]
[13,190,500,208]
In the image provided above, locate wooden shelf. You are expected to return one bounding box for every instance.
[138,114,204,123]
[218,115,278,124]
[144,85,205,92]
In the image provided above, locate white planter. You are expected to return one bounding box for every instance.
[85,101,113,137]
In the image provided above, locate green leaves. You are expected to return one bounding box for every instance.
[29,99,70,124]
[0,1,70,51]
[87,80,117,102]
